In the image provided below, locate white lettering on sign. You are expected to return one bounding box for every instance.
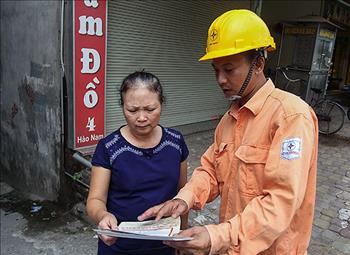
[86,117,96,131]
[84,90,98,108]
[81,48,100,73]
[77,135,90,143]
[84,0,99,8]
[84,77,100,108]
[91,133,104,141]
[79,16,103,36]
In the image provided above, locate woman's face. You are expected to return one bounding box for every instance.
[122,86,162,137]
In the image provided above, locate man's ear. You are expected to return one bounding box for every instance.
[255,56,265,74]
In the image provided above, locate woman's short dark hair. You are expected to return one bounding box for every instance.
[119,71,165,106]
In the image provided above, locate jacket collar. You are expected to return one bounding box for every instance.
[229,78,275,119]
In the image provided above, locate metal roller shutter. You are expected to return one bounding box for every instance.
[106,0,249,134]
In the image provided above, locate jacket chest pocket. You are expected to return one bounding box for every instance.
[214,142,234,185]
[235,145,269,196]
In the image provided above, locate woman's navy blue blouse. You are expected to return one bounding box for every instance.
[91,126,189,255]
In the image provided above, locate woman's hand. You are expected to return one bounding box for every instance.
[98,212,118,246]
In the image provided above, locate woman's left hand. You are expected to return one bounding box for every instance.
[97,212,118,246]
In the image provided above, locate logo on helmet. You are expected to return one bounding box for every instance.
[209,28,219,43]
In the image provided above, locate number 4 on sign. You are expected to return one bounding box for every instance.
[86,117,96,131]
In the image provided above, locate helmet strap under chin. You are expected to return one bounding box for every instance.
[228,60,255,102]
[238,60,256,96]
[228,49,266,102]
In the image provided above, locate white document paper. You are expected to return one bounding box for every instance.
[93,217,193,241]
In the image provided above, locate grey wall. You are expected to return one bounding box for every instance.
[0,1,62,200]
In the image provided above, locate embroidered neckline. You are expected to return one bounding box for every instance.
[106,127,183,165]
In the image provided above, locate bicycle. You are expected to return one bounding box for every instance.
[276,67,346,135]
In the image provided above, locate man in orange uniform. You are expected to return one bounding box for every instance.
[139,9,318,254]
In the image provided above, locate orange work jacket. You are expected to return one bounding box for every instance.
[177,79,318,254]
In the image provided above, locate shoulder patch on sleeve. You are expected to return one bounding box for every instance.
[281,138,302,160]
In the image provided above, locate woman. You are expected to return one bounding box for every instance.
[86,71,189,255]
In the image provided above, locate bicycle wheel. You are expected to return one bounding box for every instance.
[314,100,346,135]
[347,108,350,121]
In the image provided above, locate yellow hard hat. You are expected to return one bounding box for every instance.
[199,9,276,61]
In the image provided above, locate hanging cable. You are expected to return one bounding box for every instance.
[60,0,65,74]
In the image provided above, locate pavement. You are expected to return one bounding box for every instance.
[335,106,350,140]
[1,118,350,254]
[0,184,98,255]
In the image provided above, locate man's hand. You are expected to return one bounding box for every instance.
[164,226,211,255]
[138,198,188,221]
[98,212,118,246]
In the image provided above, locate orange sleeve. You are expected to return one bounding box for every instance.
[207,112,317,254]
[176,143,220,210]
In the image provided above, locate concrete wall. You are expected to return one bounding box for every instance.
[0,1,62,200]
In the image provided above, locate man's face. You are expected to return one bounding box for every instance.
[211,53,252,98]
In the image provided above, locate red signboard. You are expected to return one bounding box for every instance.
[73,0,107,149]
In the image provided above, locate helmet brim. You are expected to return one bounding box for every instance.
[199,44,276,61]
